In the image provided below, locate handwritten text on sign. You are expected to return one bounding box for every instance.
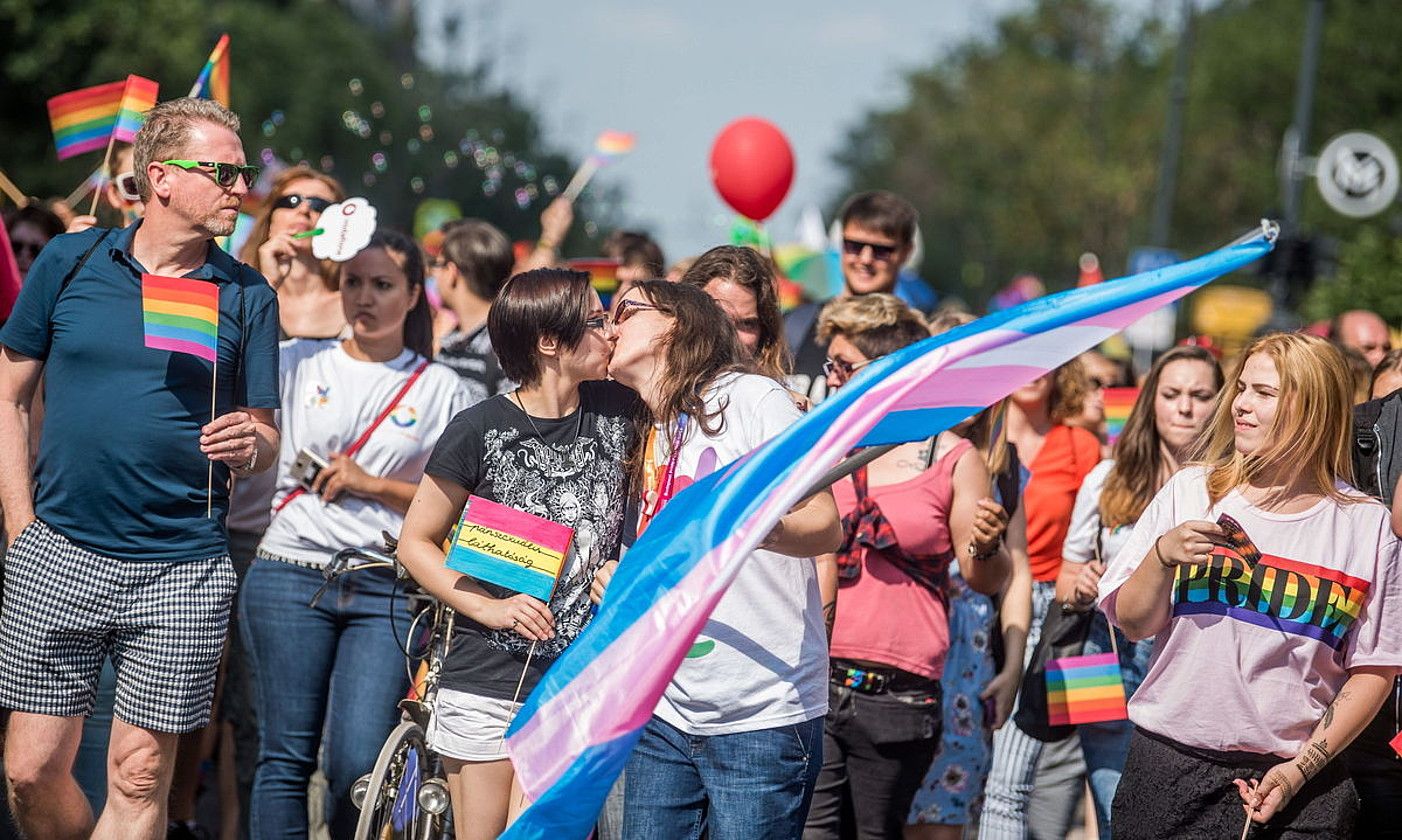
[444,495,573,602]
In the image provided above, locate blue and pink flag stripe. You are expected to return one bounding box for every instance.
[501,226,1276,839]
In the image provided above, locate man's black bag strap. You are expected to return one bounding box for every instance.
[55,229,113,303]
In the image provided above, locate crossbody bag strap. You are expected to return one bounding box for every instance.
[273,358,431,515]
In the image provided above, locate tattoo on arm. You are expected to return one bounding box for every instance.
[823,599,836,637]
[1264,767,1297,801]
[1296,739,1332,780]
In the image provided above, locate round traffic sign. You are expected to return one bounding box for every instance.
[1316,131,1399,219]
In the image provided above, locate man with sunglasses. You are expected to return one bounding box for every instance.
[783,191,918,406]
[0,98,280,840]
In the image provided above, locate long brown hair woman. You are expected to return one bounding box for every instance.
[238,165,345,338]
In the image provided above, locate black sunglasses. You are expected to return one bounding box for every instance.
[162,159,261,190]
[274,193,334,213]
[842,237,898,262]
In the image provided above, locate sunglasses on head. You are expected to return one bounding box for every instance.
[162,159,261,189]
[841,237,898,262]
[273,193,334,213]
[113,172,140,202]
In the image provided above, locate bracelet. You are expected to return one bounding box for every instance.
[1152,535,1174,569]
[968,540,998,561]
[536,237,558,251]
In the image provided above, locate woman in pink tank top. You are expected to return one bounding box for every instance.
[802,295,1012,840]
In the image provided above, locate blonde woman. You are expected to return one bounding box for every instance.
[1099,333,1402,837]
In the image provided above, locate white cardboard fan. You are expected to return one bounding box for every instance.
[312,197,377,262]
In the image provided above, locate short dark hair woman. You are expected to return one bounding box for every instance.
[398,268,639,840]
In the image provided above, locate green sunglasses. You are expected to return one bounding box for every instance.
[161,159,261,189]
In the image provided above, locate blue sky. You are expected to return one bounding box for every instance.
[419,0,1163,262]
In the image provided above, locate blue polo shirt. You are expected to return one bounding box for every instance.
[0,223,280,562]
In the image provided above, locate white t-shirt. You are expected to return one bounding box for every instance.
[1098,465,1402,756]
[259,339,471,565]
[1062,460,1131,567]
[649,372,829,735]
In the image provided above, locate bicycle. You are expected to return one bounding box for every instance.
[312,538,456,840]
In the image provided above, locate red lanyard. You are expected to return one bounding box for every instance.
[638,414,688,534]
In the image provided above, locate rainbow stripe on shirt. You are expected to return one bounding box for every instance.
[1173,545,1370,650]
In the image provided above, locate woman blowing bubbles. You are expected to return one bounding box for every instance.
[1097,333,1402,838]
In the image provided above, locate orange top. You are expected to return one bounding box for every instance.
[1024,424,1102,581]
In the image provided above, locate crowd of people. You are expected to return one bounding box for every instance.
[2,97,1401,840]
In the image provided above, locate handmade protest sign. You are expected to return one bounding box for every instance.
[445,495,573,602]
[1045,651,1129,725]
[312,198,377,262]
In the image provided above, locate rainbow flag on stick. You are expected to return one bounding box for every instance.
[1046,652,1128,725]
[188,33,231,106]
[47,80,125,160]
[1103,387,1138,446]
[446,496,571,602]
[561,130,636,201]
[142,274,220,362]
[112,75,160,143]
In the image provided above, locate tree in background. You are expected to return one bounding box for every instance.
[0,0,600,249]
[836,0,1402,311]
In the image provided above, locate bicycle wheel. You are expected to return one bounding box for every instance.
[353,720,446,840]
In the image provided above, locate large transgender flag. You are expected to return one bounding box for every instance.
[502,225,1276,839]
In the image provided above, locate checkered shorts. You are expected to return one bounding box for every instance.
[0,519,236,733]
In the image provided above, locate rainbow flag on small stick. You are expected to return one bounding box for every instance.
[142,274,220,362]
[1045,652,1128,726]
[1103,386,1138,446]
[142,274,221,515]
[446,496,571,602]
[113,75,160,144]
[48,80,125,160]
[189,34,231,106]
[561,130,636,201]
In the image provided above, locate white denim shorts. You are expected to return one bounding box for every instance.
[427,687,521,761]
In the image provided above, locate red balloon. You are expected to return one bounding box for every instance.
[709,117,795,222]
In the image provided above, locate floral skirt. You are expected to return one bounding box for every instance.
[907,566,997,825]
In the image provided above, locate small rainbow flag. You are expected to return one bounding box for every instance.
[112,75,160,144]
[446,495,573,602]
[592,130,636,161]
[141,274,220,362]
[188,33,231,107]
[1103,386,1139,446]
[1045,652,1128,726]
[566,258,621,300]
[47,80,125,160]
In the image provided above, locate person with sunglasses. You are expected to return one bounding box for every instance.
[238,165,346,338]
[804,294,1010,840]
[398,268,639,840]
[599,280,841,840]
[3,205,65,287]
[0,97,280,840]
[783,191,919,407]
[64,144,147,235]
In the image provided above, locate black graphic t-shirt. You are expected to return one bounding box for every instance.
[436,323,513,406]
[425,379,640,700]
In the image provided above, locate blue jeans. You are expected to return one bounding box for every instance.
[239,558,409,839]
[623,715,823,840]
